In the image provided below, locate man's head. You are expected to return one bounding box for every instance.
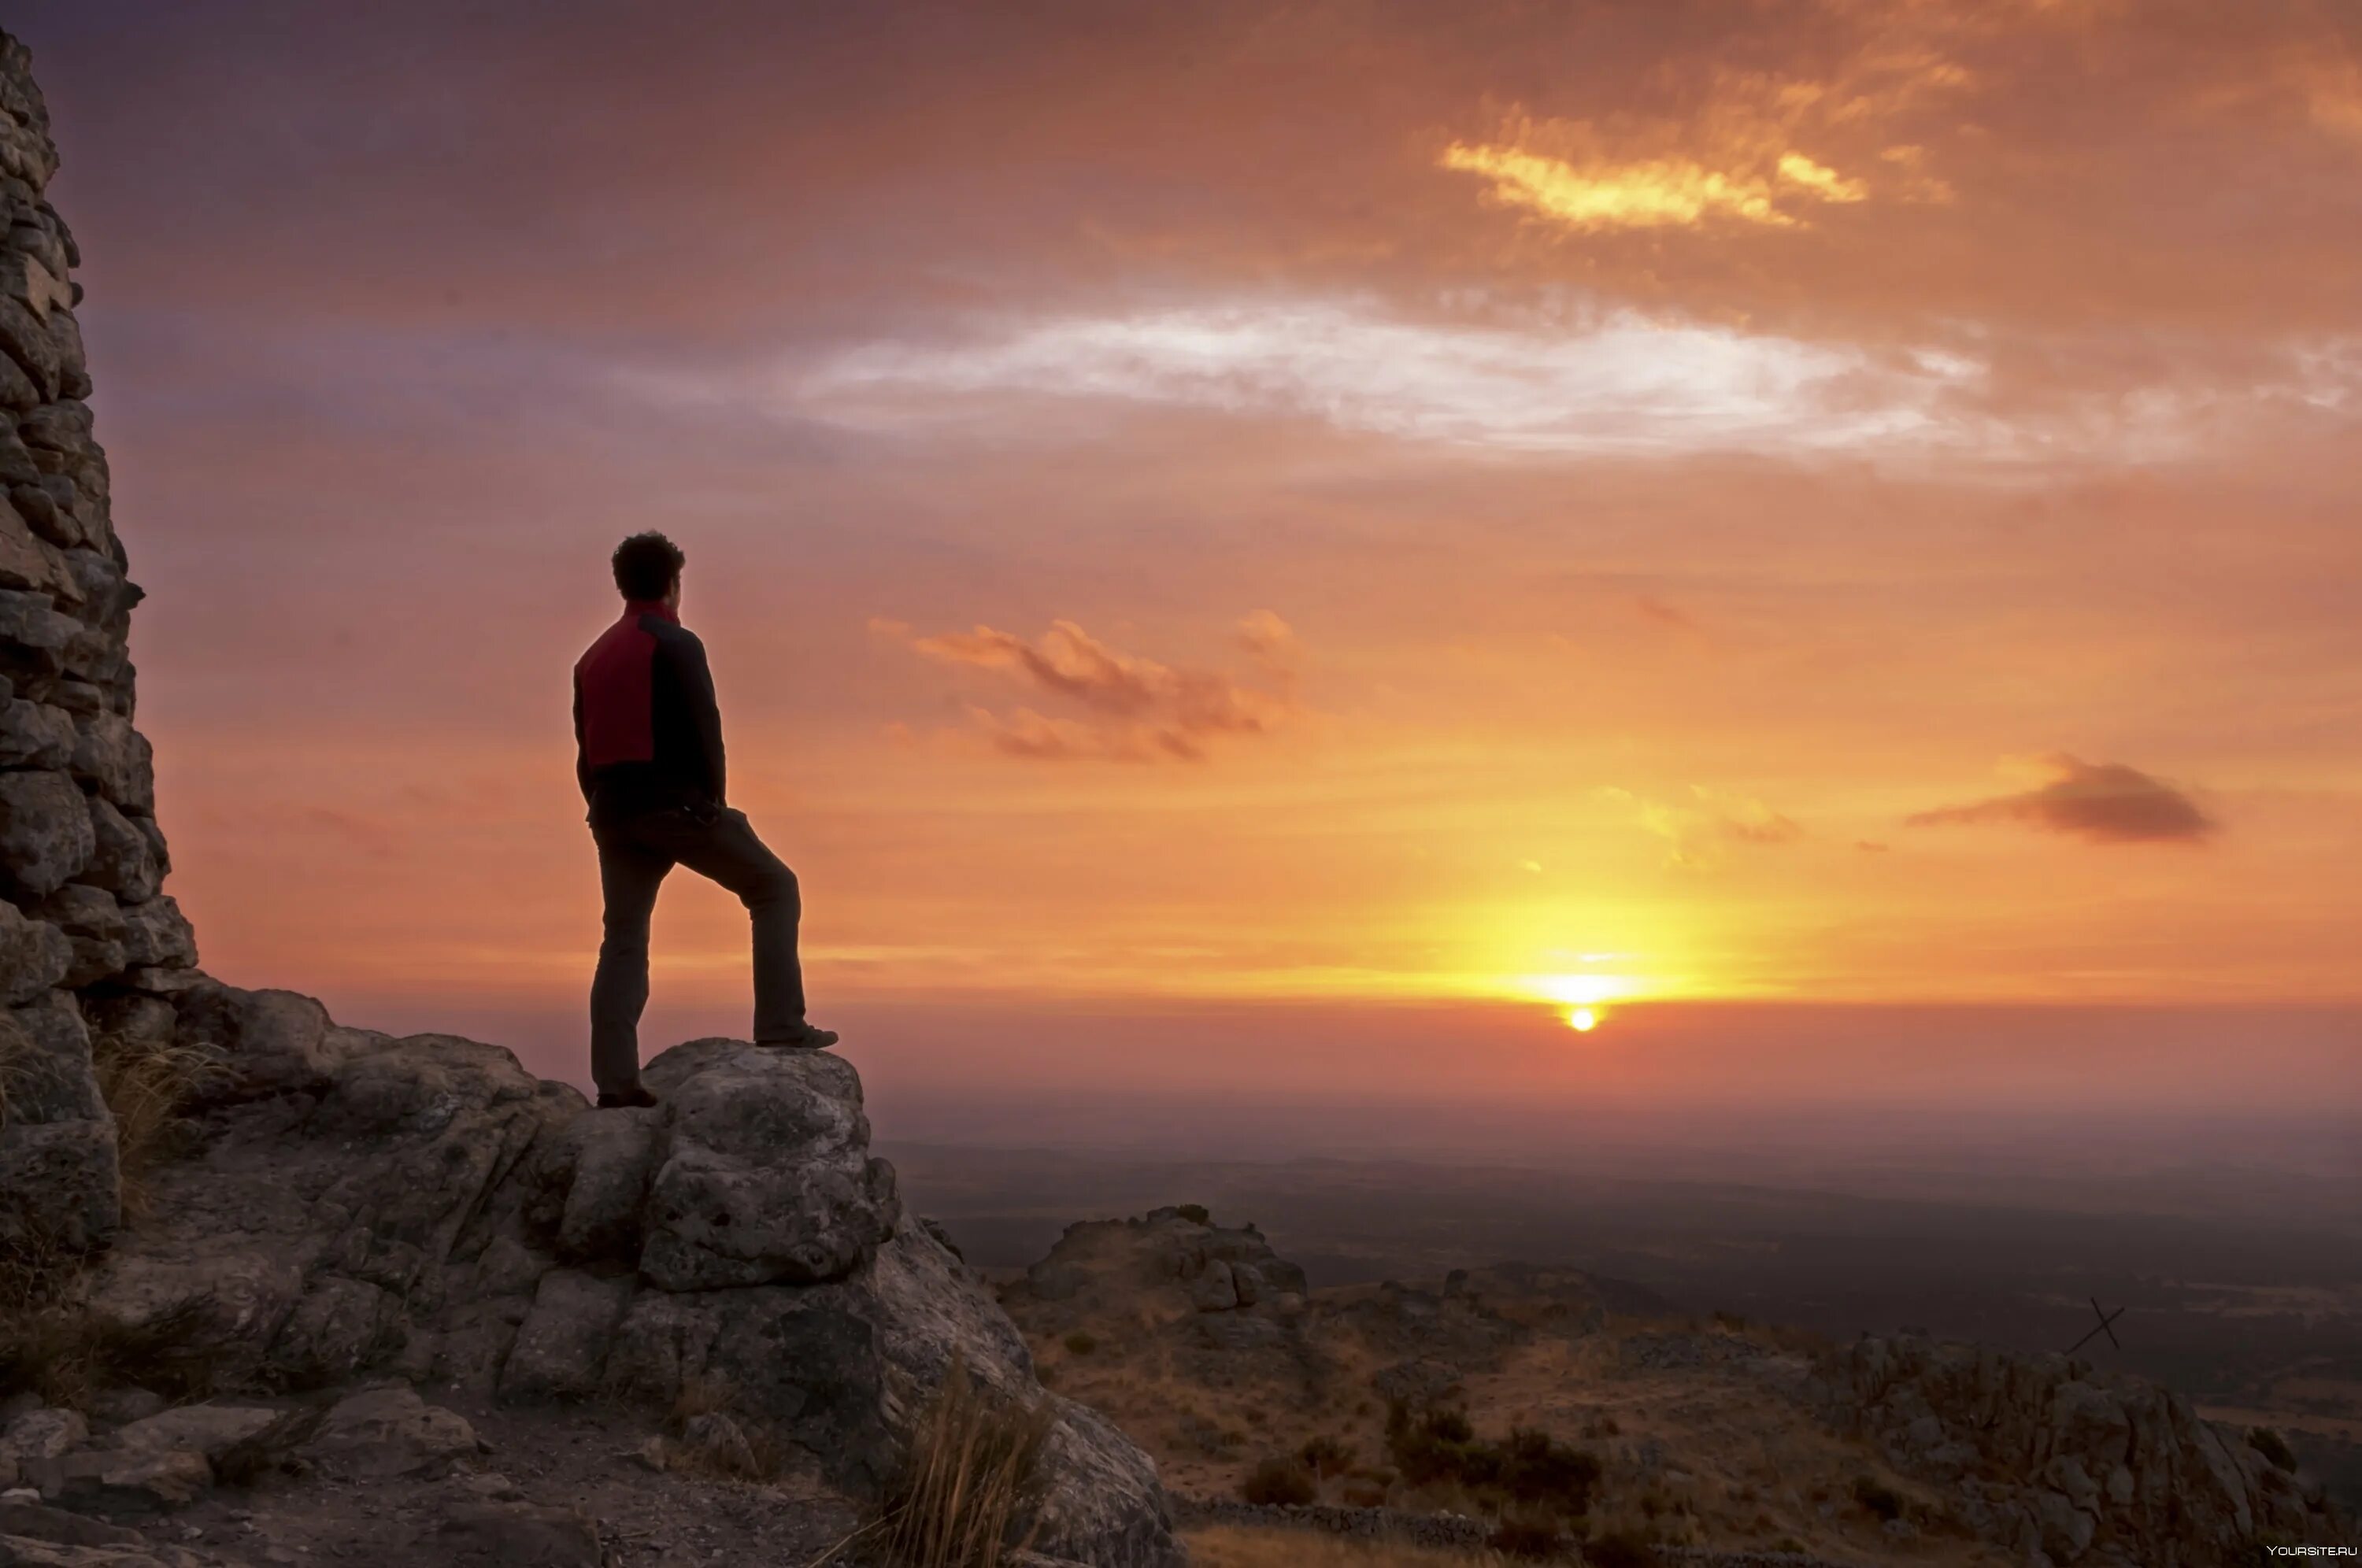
[612,531,685,608]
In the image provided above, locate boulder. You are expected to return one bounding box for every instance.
[26,1445,212,1518]
[113,895,191,971]
[303,1385,479,1479]
[548,1106,659,1263]
[0,495,76,599]
[0,694,72,766]
[635,1043,900,1291]
[106,1404,276,1466]
[2,989,101,1124]
[265,1274,398,1387]
[0,1409,87,1465]
[0,586,76,668]
[0,899,68,1003]
[168,983,337,1100]
[35,882,121,967]
[0,767,90,895]
[500,1270,634,1403]
[77,796,154,904]
[0,1115,117,1252]
[62,711,146,811]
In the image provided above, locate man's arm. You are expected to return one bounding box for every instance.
[671,631,727,806]
[572,672,594,805]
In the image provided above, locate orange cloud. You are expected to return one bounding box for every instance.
[879,614,1298,763]
[1907,755,2216,844]
[1602,786,1805,870]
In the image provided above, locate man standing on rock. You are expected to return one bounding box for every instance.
[573,531,838,1108]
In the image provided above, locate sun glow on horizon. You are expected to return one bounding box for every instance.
[1568,1006,1601,1032]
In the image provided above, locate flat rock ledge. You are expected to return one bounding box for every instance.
[68,983,1182,1568]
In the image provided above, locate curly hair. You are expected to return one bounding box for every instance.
[611,531,685,601]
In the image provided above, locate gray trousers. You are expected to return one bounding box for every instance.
[589,803,806,1094]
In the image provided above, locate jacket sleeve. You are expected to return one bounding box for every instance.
[572,671,594,805]
[672,631,727,805]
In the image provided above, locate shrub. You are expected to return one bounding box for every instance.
[1341,1481,1389,1508]
[2248,1426,2297,1474]
[1298,1433,1356,1477]
[880,1355,1051,1568]
[1585,1530,1660,1568]
[1711,1309,1749,1332]
[1062,1331,1097,1356]
[1852,1473,1904,1523]
[1490,1511,1563,1559]
[1174,1204,1212,1226]
[1501,1426,1601,1515]
[1240,1455,1317,1507]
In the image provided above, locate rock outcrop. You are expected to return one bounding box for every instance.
[74,1004,1180,1566]
[1816,1333,2342,1566]
[0,28,201,1263]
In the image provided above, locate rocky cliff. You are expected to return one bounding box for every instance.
[1,28,197,1265]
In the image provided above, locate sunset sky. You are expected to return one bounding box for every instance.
[17,2,2362,1123]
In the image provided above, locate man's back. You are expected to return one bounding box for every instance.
[572,597,727,821]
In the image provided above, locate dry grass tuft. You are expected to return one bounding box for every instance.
[214,1401,329,1486]
[668,1374,734,1432]
[91,1031,227,1219]
[880,1355,1053,1568]
[0,1290,224,1411]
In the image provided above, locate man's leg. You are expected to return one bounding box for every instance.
[670,808,810,1043]
[589,823,672,1094]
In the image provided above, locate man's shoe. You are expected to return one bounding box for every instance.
[757,1023,841,1051]
[597,1085,659,1109]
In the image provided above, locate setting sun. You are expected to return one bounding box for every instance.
[1568,1007,1601,1032]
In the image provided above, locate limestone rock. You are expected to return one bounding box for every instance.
[114,895,192,971]
[0,1115,117,1252]
[0,694,71,766]
[106,1404,276,1466]
[303,1386,479,1479]
[0,767,91,895]
[500,1270,634,1403]
[547,1105,659,1263]
[5,989,101,1123]
[636,1042,900,1291]
[265,1274,398,1388]
[168,983,338,1100]
[0,496,76,598]
[0,1409,87,1465]
[0,586,76,668]
[76,797,154,904]
[0,898,68,1003]
[28,1444,210,1518]
[63,712,147,812]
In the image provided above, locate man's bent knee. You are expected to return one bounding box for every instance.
[742,864,798,912]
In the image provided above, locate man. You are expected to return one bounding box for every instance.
[573,531,837,1109]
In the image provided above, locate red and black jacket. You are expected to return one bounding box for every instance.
[572,599,727,819]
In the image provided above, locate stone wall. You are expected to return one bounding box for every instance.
[0,29,202,1259]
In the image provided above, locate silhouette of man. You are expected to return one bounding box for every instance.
[573,532,837,1108]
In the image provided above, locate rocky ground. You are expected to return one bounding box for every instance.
[0,1380,868,1567]
[998,1206,2351,1566]
[2,980,1187,1568]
